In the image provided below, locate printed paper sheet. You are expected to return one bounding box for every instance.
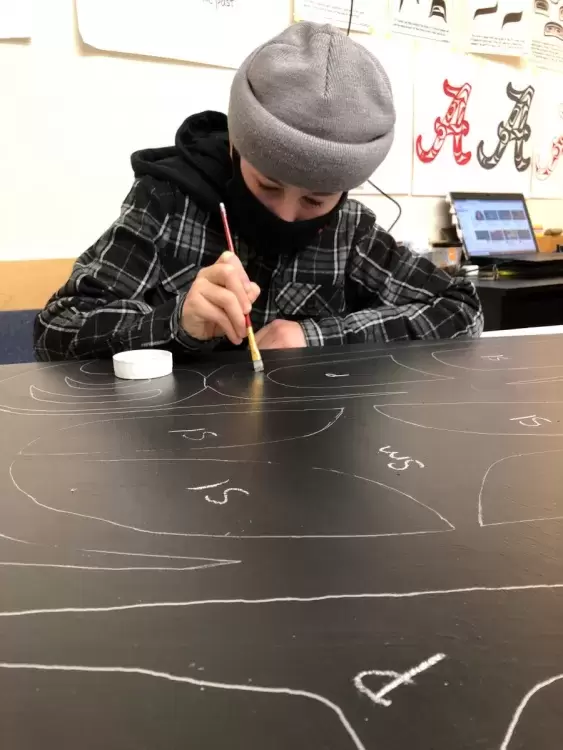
[412,50,536,196]
[389,0,452,43]
[293,0,377,33]
[462,0,529,57]
[0,0,31,38]
[530,0,563,70]
[75,0,292,69]
[530,70,563,197]
[350,36,414,196]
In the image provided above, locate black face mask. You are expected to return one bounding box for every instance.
[226,150,346,256]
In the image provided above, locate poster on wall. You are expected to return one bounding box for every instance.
[389,0,452,43]
[0,0,31,38]
[530,70,563,198]
[350,36,414,196]
[75,0,292,69]
[293,0,377,33]
[412,51,536,196]
[530,0,563,70]
[462,0,529,57]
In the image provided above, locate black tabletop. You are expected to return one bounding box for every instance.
[2,336,563,749]
[474,275,563,291]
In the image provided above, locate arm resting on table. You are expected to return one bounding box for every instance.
[33,180,211,361]
[301,226,483,346]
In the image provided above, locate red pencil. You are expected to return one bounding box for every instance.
[219,202,264,373]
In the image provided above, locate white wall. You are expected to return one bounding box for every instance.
[1,0,562,261]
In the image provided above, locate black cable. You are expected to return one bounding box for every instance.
[367,179,403,234]
[346,0,354,35]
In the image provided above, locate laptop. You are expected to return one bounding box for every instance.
[447,192,559,264]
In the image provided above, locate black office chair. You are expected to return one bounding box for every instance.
[0,310,38,364]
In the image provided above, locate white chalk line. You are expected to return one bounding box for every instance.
[0,537,240,570]
[0,662,366,750]
[53,407,345,452]
[29,385,164,405]
[10,455,453,539]
[478,448,563,527]
[0,561,236,573]
[206,488,249,506]
[354,653,446,707]
[0,389,208,417]
[33,384,161,400]
[186,480,230,491]
[0,532,34,545]
[507,375,563,386]
[3,582,563,618]
[312,467,454,530]
[55,405,343,437]
[500,673,563,749]
[431,347,563,372]
[78,549,236,563]
[207,385,409,404]
[267,354,450,390]
[374,406,563,438]
[64,376,154,391]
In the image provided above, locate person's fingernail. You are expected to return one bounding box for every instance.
[222,251,233,260]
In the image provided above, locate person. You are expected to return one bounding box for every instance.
[34,22,483,362]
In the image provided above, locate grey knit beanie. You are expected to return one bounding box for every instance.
[228,22,396,193]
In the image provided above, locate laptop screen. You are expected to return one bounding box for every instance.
[450,194,536,257]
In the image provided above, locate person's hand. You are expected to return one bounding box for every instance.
[255,319,306,350]
[181,251,260,345]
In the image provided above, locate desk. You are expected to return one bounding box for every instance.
[474,276,563,331]
[2,339,563,749]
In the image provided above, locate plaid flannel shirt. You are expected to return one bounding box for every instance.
[34,176,483,361]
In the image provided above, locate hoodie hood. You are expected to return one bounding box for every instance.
[131,111,231,212]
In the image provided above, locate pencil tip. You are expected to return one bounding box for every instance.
[253,359,264,373]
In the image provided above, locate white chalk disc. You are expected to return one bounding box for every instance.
[112,349,173,380]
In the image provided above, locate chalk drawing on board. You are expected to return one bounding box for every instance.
[29,385,164,405]
[507,374,563,385]
[170,428,219,441]
[205,487,249,506]
[373,403,563,437]
[64,376,154,391]
[0,558,238,573]
[267,354,450,389]
[431,345,563,371]
[0,662,368,750]
[8,580,563,619]
[354,653,446,707]
[379,446,425,472]
[26,407,345,454]
[500,673,563,749]
[478,448,563,526]
[0,365,207,416]
[10,455,454,538]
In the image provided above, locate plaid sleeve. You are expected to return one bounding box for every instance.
[34,179,210,361]
[300,224,483,346]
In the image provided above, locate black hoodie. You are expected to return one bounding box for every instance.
[131,110,231,213]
